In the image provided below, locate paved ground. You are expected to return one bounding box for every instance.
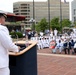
[37,48,76,75]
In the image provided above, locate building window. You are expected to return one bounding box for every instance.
[21,7,28,9]
[28,10,30,12]
[21,10,27,12]
[21,13,29,15]
[74,9,76,15]
[21,4,27,6]
[74,17,76,22]
[16,13,19,15]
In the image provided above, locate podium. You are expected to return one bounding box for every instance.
[9,41,37,75]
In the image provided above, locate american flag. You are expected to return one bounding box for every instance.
[61,0,66,3]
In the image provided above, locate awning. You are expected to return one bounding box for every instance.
[7,13,26,21]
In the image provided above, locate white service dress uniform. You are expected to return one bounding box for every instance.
[0,25,19,75]
[54,29,58,37]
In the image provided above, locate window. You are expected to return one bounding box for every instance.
[74,9,76,15]
[74,17,76,22]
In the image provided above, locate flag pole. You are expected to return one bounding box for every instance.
[33,0,35,31]
[48,0,50,33]
[60,0,62,33]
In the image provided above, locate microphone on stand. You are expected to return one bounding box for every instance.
[15,34,18,45]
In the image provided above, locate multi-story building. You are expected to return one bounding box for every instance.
[13,0,69,30]
[71,0,76,22]
[50,0,69,19]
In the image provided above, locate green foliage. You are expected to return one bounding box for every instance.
[62,19,71,28]
[35,23,41,32]
[10,22,21,25]
[73,21,76,27]
[16,32,23,38]
[50,17,60,31]
[50,17,71,32]
[35,18,48,32]
[10,32,15,38]
[50,17,59,26]
[35,17,71,33]
[10,32,23,38]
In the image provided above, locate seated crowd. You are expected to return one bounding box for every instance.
[31,34,76,55]
[52,39,75,54]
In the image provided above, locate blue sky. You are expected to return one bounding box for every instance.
[0,0,73,12]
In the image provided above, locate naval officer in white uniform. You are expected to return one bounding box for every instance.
[0,11,19,75]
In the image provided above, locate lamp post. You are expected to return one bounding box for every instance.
[60,0,62,33]
[48,0,50,33]
[29,18,35,30]
[33,0,35,30]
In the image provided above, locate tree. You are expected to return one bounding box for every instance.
[50,17,60,31]
[73,21,76,27]
[35,23,41,32]
[50,18,72,32]
[35,18,48,32]
[62,19,71,28]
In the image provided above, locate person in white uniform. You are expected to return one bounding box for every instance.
[40,32,43,36]
[54,28,58,38]
[50,30,53,38]
[37,38,43,50]
[41,37,46,48]
[0,11,19,75]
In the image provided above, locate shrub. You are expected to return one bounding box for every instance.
[10,32,23,38]
[16,32,23,38]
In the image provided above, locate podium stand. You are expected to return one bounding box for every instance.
[9,41,37,75]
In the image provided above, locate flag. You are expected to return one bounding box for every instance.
[61,0,66,3]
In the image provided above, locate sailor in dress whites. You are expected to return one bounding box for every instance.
[37,37,43,50]
[0,11,19,75]
[50,30,53,38]
[54,28,58,38]
[41,37,46,48]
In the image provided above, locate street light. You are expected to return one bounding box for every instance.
[29,18,35,30]
[29,18,35,23]
[33,0,35,30]
[48,0,50,33]
[60,0,62,33]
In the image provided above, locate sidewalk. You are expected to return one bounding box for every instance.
[37,48,76,75]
